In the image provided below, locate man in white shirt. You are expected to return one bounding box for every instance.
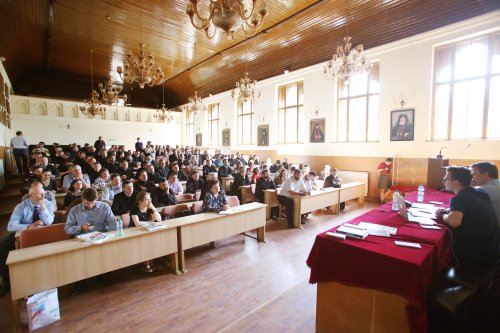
[10,131,28,175]
[62,165,91,192]
[471,161,500,227]
[278,169,309,228]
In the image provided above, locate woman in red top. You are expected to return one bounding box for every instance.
[376,157,393,203]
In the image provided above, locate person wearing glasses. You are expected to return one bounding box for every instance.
[471,161,500,228]
[436,166,497,269]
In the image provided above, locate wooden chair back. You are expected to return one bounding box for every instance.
[19,223,70,249]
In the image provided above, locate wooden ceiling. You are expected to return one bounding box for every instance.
[1,0,499,109]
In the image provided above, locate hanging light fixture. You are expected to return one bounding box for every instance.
[80,49,106,117]
[186,0,268,40]
[232,46,260,102]
[117,10,165,88]
[186,42,205,113]
[154,82,174,123]
[324,0,371,83]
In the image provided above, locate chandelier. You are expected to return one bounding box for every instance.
[186,0,268,40]
[232,46,260,102]
[186,90,205,113]
[155,83,174,123]
[117,11,165,88]
[98,77,127,105]
[117,43,165,89]
[80,49,106,117]
[323,0,371,82]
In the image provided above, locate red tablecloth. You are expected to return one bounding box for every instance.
[307,191,454,333]
[390,184,419,193]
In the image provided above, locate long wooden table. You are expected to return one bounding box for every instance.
[170,202,267,273]
[220,176,234,193]
[263,182,366,226]
[292,188,340,228]
[7,224,180,332]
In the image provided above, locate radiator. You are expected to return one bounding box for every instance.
[338,170,369,196]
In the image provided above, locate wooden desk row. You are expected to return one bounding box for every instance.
[6,202,267,332]
[263,182,366,228]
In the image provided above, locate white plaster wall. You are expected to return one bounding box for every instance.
[192,10,500,160]
[10,95,182,150]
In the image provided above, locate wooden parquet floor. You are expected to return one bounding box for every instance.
[0,201,377,333]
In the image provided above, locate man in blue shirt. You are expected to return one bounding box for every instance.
[10,131,29,175]
[64,188,116,297]
[1,186,55,296]
[65,188,116,236]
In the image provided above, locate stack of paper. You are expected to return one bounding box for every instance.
[140,222,167,232]
[77,231,115,244]
[358,222,397,237]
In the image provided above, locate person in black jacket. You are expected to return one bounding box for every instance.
[217,158,233,180]
[186,171,204,195]
[231,166,250,202]
[151,178,177,207]
[112,180,137,216]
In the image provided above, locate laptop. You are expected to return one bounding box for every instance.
[394,193,436,225]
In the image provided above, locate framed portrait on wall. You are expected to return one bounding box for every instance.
[257,125,269,146]
[196,133,202,147]
[309,118,325,143]
[390,109,414,141]
[222,129,230,146]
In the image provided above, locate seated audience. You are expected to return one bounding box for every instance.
[111,180,137,216]
[64,188,116,296]
[282,157,289,170]
[134,170,156,193]
[62,165,91,192]
[269,160,281,174]
[436,166,498,269]
[129,191,162,227]
[250,167,261,184]
[118,160,135,180]
[278,169,309,228]
[471,161,500,227]
[63,179,84,209]
[255,169,278,220]
[303,171,317,192]
[186,171,204,195]
[217,159,233,180]
[21,164,43,194]
[101,173,122,206]
[0,186,55,295]
[274,168,287,187]
[151,178,177,207]
[156,158,169,178]
[21,181,57,208]
[230,166,250,201]
[167,172,184,195]
[202,179,230,213]
[171,163,188,181]
[41,169,58,192]
[39,156,59,177]
[202,159,217,180]
[93,168,110,189]
[323,167,345,211]
[319,164,331,180]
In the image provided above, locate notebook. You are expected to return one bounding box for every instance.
[394,193,436,225]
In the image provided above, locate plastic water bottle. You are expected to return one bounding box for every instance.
[116,217,123,237]
[417,184,425,202]
[392,191,400,211]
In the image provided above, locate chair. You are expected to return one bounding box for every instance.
[175,193,195,204]
[19,223,71,248]
[191,201,204,214]
[266,190,284,223]
[53,210,67,224]
[162,203,191,219]
[434,260,500,332]
[226,196,240,207]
